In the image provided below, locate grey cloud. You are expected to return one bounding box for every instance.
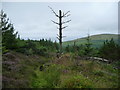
[3,2,118,41]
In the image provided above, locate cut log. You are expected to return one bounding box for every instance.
[88,57,109,63]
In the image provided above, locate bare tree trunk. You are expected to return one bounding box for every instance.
[59,10,62,53]
[49,6,71,55]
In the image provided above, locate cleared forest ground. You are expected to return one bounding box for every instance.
[2,51,119,88]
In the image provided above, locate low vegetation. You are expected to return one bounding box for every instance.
[2,52,119,88]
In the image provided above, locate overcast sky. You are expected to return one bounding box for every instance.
[2,2,118,41]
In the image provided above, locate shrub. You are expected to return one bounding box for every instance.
[34,46,47,56]
[59,75,93,88]
[99,38,120,62]
[93,70,104,76]
[32,64,61,88]
[2,46,9,54]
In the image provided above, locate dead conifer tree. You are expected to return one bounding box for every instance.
[48,6,71,54]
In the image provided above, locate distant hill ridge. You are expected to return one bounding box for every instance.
[63,34,119,48]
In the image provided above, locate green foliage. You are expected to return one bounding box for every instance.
[34,46,48,56]
[15,39,58,56]
[93,70,104,76]
[83,34,93,57]
[63,34,119,48]
[64,44,83,54]
[38,39,59,52]
[1,10,119,89]
[65,45,70,52]
[77,44,84,56]
[2,46,9,54]
[64,35,96,57]
[99,38,120,62]
[32,64,61,88]
[59,75,93,88]
[0,11,58,56]
[0,10,18,50]
[3,51,119,88]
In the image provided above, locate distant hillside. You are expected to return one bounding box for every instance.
[63,34,119,48]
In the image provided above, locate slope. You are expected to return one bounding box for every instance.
[63,34,119,48]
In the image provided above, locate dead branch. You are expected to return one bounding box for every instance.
[51,20,59,25]
[57,36,60,40]
[62,11,70,17]
[57,26,68,30]
[62,26,68,29]
[62,20,71,24]
[63,14,71,17]
[49,6,71,54]
[57,34,59,37]
[48,6,59,17]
